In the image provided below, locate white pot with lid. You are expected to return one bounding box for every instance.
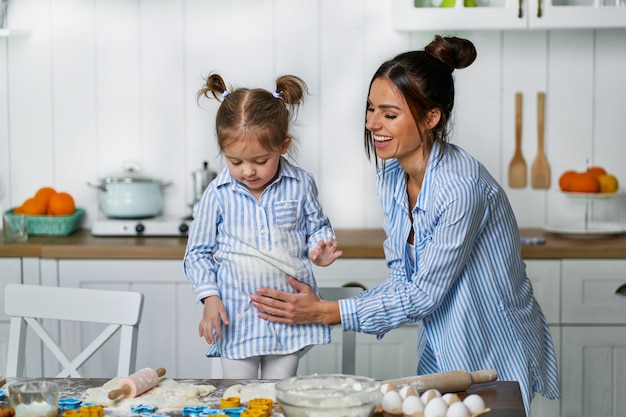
[89,162,172,219]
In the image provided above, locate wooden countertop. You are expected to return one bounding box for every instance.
[2,227,626,259]
[0,378,526,417]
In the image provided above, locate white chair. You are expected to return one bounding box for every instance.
[4,283,144,378]
[318,286,364,375]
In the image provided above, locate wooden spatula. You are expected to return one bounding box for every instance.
[508,92,526,188]
[531,92,550,189]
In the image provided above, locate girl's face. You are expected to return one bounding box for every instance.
[222,134,290,198]
[365,77,425,163]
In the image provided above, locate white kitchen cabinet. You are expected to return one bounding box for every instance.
[0,258,22,376]
[305,259,420,380]
[46,259,210,379]
[44,258,413,379]
[526,260,562,417]
[391,0,626,31]
[560,260,626,417]
[561,327,626,417]
[0,257,42,377]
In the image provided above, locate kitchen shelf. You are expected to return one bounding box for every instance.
[391,0,626,30]
[0,28,32,37]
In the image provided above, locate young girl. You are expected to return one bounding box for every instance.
[184,73,342,379]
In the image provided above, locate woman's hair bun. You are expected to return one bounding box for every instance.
[425,35,477,72]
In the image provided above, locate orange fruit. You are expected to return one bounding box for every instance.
[569,172,600,193]
[586,166,607,179]
[21,197,47,215]
[34,187,56,206]
[47,192,75,215]
[597,174,619,193]
[13,206,24,214]
[558,170,577,192]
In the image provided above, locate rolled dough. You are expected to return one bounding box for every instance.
[83,378,216,412]
[222,382,276,402]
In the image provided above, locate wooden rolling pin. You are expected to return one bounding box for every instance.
[108,367,166,400]
[0,376,6,388]
[383,369,498,394]
[0,407,15,417]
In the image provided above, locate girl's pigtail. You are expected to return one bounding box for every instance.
[197,73,230,103]
[275,75,307,108]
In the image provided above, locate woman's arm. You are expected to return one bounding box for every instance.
[250,276,342,325]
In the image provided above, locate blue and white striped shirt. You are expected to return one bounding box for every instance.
[184,157,332,359]
[339,142,559,416]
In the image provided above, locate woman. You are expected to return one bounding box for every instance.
[249,35,559,416]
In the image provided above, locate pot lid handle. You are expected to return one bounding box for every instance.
[122,160,142,175]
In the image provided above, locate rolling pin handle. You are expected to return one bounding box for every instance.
[470,369,498,384]
[156,367,166,377]
[0,406,16,417]
[108,384,131,400]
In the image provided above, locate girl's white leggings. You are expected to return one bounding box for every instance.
[220,351,300,379]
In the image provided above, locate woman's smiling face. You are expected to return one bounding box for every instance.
[365,77,423,163]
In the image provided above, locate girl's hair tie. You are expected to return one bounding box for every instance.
[221,89,230,99]
[272,90,281,99]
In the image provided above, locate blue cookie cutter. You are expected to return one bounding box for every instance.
[182,405,210,416]
[58,398,83,410]
[0,388,5,401]
[198,410,227,416]
[130,404,157,414]
[221,407,247,417]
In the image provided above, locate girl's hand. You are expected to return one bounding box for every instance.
[309,237,343,267]
[199,296,230,344]
[250,276,341,325]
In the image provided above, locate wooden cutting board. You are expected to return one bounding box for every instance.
[531,92,551,189]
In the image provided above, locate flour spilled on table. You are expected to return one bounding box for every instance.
[222,382,276,402]
[82,378,216,414]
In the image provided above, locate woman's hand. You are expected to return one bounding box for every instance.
[199,295,230,344]
[309,237,343,267]
[250,276,341,325]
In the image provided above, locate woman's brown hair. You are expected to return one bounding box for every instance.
[364,35,477,165]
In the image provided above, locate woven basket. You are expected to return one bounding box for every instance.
[5,208,85,236]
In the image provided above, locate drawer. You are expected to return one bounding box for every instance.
[562,260,626,324]
[525,260,560,325]
[312,259,389,289]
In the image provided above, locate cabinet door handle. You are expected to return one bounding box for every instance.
[343,282,368,291]
[537,0,543,17]
[616,284,626,296]
[518,0,523,18]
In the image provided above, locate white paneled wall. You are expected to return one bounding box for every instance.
[1,1,626,229]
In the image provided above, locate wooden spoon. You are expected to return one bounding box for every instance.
[531,91,550,189]
[508,92,527,188]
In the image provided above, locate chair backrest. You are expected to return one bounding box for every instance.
[318,286,364,375]
[4,284,144,378]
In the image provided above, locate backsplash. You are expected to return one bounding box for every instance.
[1,0,625,230]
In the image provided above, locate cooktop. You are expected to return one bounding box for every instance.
[92,216,192,237]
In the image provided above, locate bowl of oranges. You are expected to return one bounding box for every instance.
[6,187,84,236]
[558,166,619,197]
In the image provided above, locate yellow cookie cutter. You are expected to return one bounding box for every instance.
[219,396,241,409]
